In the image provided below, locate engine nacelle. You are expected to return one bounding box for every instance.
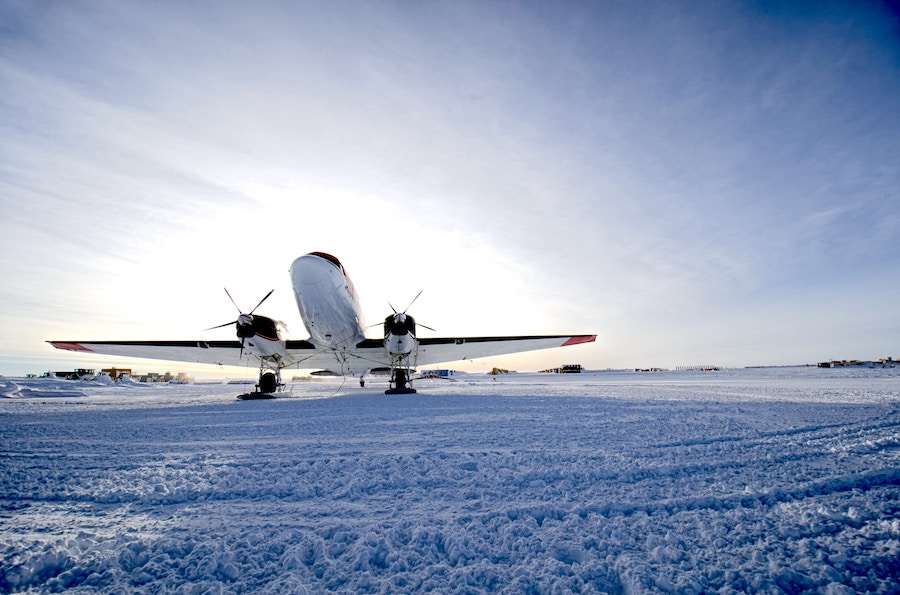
[235,314,281,342]
[384,313,417,355]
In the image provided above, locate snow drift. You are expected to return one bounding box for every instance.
[1,367,899,593]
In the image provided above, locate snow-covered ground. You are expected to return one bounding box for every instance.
[2,367,899,593]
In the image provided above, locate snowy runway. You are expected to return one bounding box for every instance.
[2,368,899,593]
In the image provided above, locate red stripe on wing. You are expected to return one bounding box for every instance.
[50,342,95,352]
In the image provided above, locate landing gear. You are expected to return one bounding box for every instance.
[258,372,278,393]
[386,366,416,395]
[237,365,282,400]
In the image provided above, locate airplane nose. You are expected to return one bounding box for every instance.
[290,255,330,286]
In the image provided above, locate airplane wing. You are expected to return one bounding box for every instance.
[48,340,338,370]
[352,334,596,368]
[412,334,596,367]
[49,334,595,373]
[49,340,292,368]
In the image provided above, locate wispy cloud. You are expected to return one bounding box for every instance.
[1,0,898,374]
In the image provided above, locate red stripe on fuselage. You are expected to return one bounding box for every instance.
[254,332,280,342]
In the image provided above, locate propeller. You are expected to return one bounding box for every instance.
[385,290,435,333]
[389,290,423,315]
[205,288,275,355]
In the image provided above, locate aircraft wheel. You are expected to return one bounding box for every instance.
[258,372,277,393]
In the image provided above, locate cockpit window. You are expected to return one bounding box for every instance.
[309,252,344,274]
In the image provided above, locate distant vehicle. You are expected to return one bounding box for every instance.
[45,368,96,381]
[50,252,595,397]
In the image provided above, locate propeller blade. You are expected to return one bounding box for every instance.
[250,289,275,315]
[403,290,424,314]
[224,288,241,313]
[204,320,237,331]
[383,291,434,333]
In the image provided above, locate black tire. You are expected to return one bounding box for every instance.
[259,372,277,393]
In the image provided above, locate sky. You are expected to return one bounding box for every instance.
[1,0,899,377]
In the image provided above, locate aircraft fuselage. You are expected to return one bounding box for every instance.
[290,252,367,351]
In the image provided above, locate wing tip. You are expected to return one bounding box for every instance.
[562,335,597,347]
[48,341,95,352]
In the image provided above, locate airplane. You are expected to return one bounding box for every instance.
[49,252,596,397]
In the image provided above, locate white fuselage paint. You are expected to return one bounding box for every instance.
[242,318,287,360]
[384,332,414,355]
[290,253,367,350]
[244,336,286,359]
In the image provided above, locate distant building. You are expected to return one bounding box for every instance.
[819,357,896,368]
[102,368,132,381]
[138,372,176,383]
[539,364,583,374]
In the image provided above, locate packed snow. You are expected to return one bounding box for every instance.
[1,367,899,593]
